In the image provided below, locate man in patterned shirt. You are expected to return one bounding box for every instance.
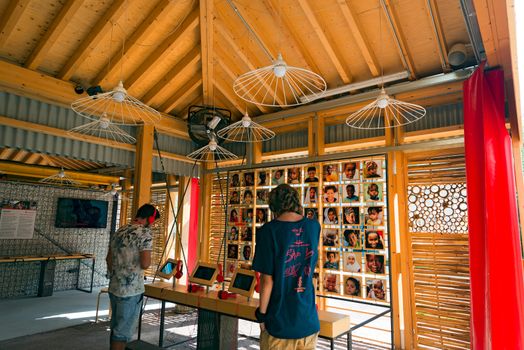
[106,204,159,350]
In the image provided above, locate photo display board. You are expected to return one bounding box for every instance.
[220,157,389,304]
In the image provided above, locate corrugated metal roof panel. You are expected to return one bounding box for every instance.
[262,130,308,152]
[325,123,385,144]
[405,103,463,132]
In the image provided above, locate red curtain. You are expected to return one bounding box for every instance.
[463,62,524,349]
[187,178,200,278]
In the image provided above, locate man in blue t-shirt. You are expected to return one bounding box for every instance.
[253,184,320,349]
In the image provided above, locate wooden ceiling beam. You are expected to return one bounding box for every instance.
[0,0,31,48]
[297,0,352,84]
[2,148,17,160]
[12,150,28,162]
[200,0,214,105]
[0,60,189,139]
[25,0,86,70]
[263,0,321,74]
[338,1,380,77]
[0,148,13,159]
[58,0,127,81]
[176,96,202,119]
[215,18,285,106]
[24,152,43,165]
[380,0,417,79]
[424,0,450,72]
[93,0,175,86]
[213,75,247,116]
[40,154,58,167]
[125,9,199,92]
[141,46,200,105]
[160,74,202,113]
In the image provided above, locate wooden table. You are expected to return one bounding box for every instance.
[142,282,351,350]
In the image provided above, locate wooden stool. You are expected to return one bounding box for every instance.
[95,287,111,322]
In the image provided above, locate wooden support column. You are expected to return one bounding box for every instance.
[199,164,213,261]
[252,141,262,165]
[386,118,413,349]
[132,124,154,215]
[315,113,325,156]
[119,169,132,225]
[308,117,315,156]
[164,175,178,260]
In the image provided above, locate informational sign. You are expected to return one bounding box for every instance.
[0,200,38,239]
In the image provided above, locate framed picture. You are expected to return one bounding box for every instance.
[323,164,339,182]
[363,160,382,179]
[227,243,239,259]
[365,206,383,226]
[343,251,362,273]
[323,207,339,225]
[322,228,339,247]
[304,208,318,220]
[287,167,301,184]
[364,230,385,250]
[157,258,178,279]
[343,276,362,297]
[229,190,240,204]
[342,162,359,181]
[228,226,239,241]
[241,244,252,261]
[226,260,236,278]
[366,279,386,301]
[323,250,340,270]
[230,173,241,187]
[272,169,285,185]
[256,190,268,205]
[256,208,268,224]
[303,186,318,204]
[342,207,360,225]
[364,183,382,202]
[240,226,252,241]
[342,229,361,248]
[244,172,255,186]
[188,261,219,287]
[242,190,254,206]
[323,273,339,293]
[242,209,253,224]
[342,183,359,203]
[229,208,241,223]
[228,268,257,298]
[257,171,269,186]
[304,166,319,183]
[323,185,340,204]
[365,253,385,274]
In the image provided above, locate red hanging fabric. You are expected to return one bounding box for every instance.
[187,178,200,278]
[463,62,524,349]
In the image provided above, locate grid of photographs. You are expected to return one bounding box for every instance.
[222,157,389,304]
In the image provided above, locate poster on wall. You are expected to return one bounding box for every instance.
[0,200,38,239]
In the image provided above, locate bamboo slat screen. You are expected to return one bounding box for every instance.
[124,189,168,278]
[407,153,471,349]
[208,172,229,267]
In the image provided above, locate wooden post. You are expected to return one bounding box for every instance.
[132,124,154,214]
[199,165,213,261]
[163,175,177,260]
[308,117,316,157]
[119,169,132,225]
[315,113,325,156]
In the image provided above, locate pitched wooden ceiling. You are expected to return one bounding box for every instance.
[0,0,480,123]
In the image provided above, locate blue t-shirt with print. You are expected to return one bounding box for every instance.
[252,217,320,339]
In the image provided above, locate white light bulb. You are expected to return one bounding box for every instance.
[58,170,65,178]
[273,53,287,78]
[110,188,117,196]
[209,140,217,151]
[113,91,125,102]
[100,117,110,129]
[241,115,252,127]
[377,97,389,109]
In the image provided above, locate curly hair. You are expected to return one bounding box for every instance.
[268,184,302,217]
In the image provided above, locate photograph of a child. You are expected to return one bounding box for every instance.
[256,190,268,205]
[257,171,268,186]
[242,190,254,205]
[227,244,239,259]
[364,183,381,201]
[305,208,318,220]
[323,251,340,269]
[229,208,241,223]
[241,226,252,241]
[242,209,253,224]
[322,229,339,247]
[323,274,339,293]
[366,279,386,300]
[304,166,319,183]
[343,207,360,225]
[323,207,339,224]
[303,186,318,204]
[343,252,362,272]
[365,253,385,274]
[364,161,381,179]
[228,226,238,241]
[323,164,339,182]
[272,169,284,185]
[242,244,252,261]
[230,173,240,187]
[244,172,255,186]
[344,276,362,297]
[343,162,359,180]
[226,261,236,278]
[256,208,268,224]
[365,230,385,250]
[229,190,240,204]
[323,185,339,203]
[287,167,301,184]
[342,184,359,203]
[365,206,383,226]
[343,229,361,248]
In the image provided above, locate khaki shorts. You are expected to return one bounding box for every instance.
[260,330,319,350]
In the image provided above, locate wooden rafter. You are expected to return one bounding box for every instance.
[424,0,450,71]
[25,0,86,70]
[263,0,321,74]
[24,152,42,165]
[200,0,214,105]
[215,18,285,106]
[58,0,127,81]
[297,0,352,83]
[381,0,417,79]
[40,154,58,167]
[93,0,175,86]
[338,1,380,77]
[213,74,247,115]
[141,46,201,105]
[0,148,14,159]
[0,0,31,48]
[125,9,199,93]
[12,150,28,162]
[160,74,202,113]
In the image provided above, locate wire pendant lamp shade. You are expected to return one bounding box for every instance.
[233,53,327,107]
[187,138,239,162]
[39,168,80,186]
[71,81,161,125]
[345,87,426,129]
[217,112,275,142]
[68,115,136,144]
